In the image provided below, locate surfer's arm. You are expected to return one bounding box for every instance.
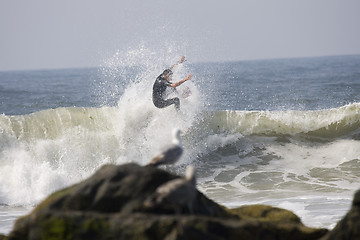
[169,56,186,70]
[170,74,192,88]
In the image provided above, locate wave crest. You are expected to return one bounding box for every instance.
[201,103,360,139]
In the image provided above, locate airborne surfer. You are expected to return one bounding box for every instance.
[152,56,192,111]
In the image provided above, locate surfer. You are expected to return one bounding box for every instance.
[152,56,192,111]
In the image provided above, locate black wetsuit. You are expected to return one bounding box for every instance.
[152,74,180,110]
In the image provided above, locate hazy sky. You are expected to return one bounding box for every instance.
[1,0,360,71]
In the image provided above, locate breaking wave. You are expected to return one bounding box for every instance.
[0,102,359,206]
[200,102,360,139]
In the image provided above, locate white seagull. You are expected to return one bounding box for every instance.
[149,129,183,167]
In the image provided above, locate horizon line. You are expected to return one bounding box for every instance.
[1,53,359,73]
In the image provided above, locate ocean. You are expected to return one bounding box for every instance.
[1,54,360,234]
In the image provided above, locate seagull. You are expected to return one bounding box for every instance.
[148,129,183,167]
[144,165,197,213]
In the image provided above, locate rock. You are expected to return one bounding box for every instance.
[8,212,327,240]
[28,163,227,217]
[8,163,328,240]
[229,204,302,224]
[320,190,360,240]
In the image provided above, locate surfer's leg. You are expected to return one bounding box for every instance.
[173,97,180,111]
[155,98,180,110]
[166,97,180,111]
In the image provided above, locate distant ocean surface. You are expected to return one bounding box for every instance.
[1,54,360,234]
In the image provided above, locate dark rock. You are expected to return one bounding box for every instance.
[8,212,328,240]
[320,190,360,240]
[28,163,228,217]
[8,163,328,240]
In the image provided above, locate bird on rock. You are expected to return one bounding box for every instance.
[148,128,183,167]
[144,165,197,213]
